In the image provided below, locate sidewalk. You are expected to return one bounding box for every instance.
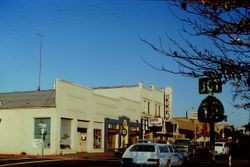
[61,152,117,160]
[0,152,117,160]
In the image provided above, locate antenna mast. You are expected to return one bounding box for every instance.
[35,33,45,91]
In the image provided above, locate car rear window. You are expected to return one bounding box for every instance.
[168,145,174,152]
[130,145,155,152]
[159,145,169,153]
[215,143,223,146]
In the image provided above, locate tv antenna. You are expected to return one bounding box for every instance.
[35,33,45,91]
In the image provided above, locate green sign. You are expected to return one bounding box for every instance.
[199,78,222,94]
[198,95,226,123]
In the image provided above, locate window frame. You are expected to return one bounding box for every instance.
[93,129,102,149]
[34,117,51,149]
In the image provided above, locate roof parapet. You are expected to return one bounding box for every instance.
[138,81,144,88]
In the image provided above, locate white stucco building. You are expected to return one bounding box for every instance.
[94,82,173,139]
[0,79,172,155]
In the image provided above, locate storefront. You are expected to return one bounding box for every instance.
[104,116,139,152]
[0,80,171,155]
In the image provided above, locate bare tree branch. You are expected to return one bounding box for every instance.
[141,0,250,109]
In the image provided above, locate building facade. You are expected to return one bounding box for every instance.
[0,79,172,155]
[94,82,173,140]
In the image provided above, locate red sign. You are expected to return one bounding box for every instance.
[164,93,171,121]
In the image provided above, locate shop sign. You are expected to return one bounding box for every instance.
[164,88,172,121]
[148,117,163,127]
[121,128,127,136]
[32,139,42,148]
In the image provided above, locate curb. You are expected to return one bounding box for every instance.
[0,153,116,160]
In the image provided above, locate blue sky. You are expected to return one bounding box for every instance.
[0,0,248,128]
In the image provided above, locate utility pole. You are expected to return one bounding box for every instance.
[35,33,45,91]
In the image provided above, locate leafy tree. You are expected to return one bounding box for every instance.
[140,0,250,109]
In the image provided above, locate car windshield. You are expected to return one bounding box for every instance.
[130,145,155,152]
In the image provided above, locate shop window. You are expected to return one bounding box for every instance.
[155,104,161,116]
[158,105,161,116]
[147,101,150,114]
[93,129,102,149]
[143,99,151,114]
[143,100,147,113]
[60,118,72,149]
[34,118,51,148]
[77,127,87,133]
[108,124,118,129]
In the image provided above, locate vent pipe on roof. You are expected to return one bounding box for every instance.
[149,83,155,90]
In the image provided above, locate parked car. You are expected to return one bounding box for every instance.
[137,139,156,143]
[174,138,190,147]
[214,142,230,155]
[173,144,189,160]
[167,144,186,167]
[174,138,191,160]
[114,144,130,158]
[122,143,184,167]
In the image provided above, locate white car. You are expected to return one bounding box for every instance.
[215,142,230,155]
[122,143,184,167]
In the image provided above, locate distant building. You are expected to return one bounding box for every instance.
[172,115,210,142]
[0,79,172,155]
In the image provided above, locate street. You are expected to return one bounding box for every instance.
[186,159,249,167]
[0,159,121,167]
[0,157,249,167]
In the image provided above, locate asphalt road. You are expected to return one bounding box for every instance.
[186,159,249,167]
[0,159,121,167]
[0,158,249,167]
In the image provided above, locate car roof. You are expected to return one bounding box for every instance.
[137,139,157,143]
[132,142,157,146]
[215,141,226,143]
[130,142,173,147]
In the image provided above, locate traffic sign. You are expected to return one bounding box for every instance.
[198,95,226,123]
[199,78,222,94]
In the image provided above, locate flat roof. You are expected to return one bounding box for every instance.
[93,84,137,89]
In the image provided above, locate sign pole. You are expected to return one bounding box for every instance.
[39,123,46,156]
[208,86,215,161]
[41,128,44,156]
[210,118,215,161]
[198,77,225,162]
